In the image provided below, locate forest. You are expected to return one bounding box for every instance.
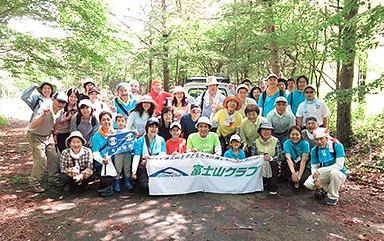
[1,0,384,144]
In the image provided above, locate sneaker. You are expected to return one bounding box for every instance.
[326,198,338,206]
[30,185,45,193]
[294,182,300,189]
[269,191,278,195]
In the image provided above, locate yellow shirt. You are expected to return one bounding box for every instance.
[214,109,243,137]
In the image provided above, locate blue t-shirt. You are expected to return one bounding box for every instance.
[283,139,310,168]
[310,142,347,176]
[224,148,246,160]
[258,89,286,117]
[287,90,306,116]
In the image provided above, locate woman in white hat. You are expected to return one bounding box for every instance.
[171,86,190,121]
[60,131,95,192]
[126,95,157,137]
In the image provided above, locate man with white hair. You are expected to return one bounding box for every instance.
[304,128,347,205]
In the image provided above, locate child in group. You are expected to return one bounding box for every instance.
[113,114,134,192]
[224,134,245,161]
[60,131,95,192]
[166,122,186,155]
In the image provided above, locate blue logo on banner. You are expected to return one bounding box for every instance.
[149,167,189,178]
[107,131,136,156]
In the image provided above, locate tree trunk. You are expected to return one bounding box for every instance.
[336,0,359,146]
[266,24,280,74]
[161,0,170,92]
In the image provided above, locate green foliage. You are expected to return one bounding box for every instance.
[12,175,28,184]
[0,115,8,126]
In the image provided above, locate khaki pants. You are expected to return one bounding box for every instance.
[27,132,60,186]
[304,169,346,199]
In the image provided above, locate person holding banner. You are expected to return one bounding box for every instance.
[92,111,117,197]
[224,134,245,161]
[132,117,166,189]
[166,121,186,155]
[113,114,134,192]
[126,95,157,137]
[60,131,95,192]
[187,116,221,155]
[250,121,281,195]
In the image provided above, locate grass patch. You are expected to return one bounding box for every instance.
[12,175,28,184]
[0,114,7,126]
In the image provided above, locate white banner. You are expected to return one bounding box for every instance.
[147,153,264,195]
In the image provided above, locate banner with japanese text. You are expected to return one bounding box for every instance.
[107,131,136,156]
[147,153,264,195]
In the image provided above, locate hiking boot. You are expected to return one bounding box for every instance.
[114,179,121,192]
[49,180,65,187]
[326,198,338,206]
[124,176,134,190]
[30,185,45,193]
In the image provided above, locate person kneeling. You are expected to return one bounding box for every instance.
[304,128,347,205]
[132,118,166,189]
[60,131,95,192]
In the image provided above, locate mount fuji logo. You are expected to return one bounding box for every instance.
[149,167,189,178]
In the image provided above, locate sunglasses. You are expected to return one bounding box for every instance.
[305,91,315,94]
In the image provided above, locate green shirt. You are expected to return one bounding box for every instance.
[187,132,221,154]
[239,116,267,147]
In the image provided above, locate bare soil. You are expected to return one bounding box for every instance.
[0,118,383,241]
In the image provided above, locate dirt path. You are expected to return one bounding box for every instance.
[0,118,383,241]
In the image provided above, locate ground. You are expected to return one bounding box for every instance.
[0,118,383,241]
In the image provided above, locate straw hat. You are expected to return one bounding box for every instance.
[136,95,158,108]
[223,96,242,111]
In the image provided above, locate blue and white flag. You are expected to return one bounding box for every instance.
[107,131,136,156]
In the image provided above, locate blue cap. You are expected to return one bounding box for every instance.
[116,82,130,91]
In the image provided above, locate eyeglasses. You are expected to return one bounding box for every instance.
[305,91,315,94]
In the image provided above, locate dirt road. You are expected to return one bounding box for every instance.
[0,118,383,241]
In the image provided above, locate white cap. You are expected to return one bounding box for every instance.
[78,99,93,108]
[170,121,181,130]
[274,96,288,105]
[313,128,329,139]
[195,116,212,129]
[236,84,249,92]
[267,73,278,79]
[230,134,241,143]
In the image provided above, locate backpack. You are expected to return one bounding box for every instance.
[76,114,97,128]
[261,89,284,110]
[314,139,349,168]
[200,90,207,111]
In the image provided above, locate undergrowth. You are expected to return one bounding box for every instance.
[0,114,7,126]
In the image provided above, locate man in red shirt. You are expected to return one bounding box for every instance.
[149,79,172,116]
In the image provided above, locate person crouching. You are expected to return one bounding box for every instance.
[60,131,95,192]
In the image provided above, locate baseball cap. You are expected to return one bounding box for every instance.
[230,134,241,143]
[274,96,288,105]
[170,121,182,130]
[54,92,68,103]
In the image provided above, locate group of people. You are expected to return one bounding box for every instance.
[22,74,347,205]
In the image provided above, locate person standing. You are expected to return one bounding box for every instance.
[149,79,172,116]
[27,92,68,193]
[258,74,286,117]
[296,85,331,128]
[195,76,225,125]
[287,75,308,116]
[236,84,257,117]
